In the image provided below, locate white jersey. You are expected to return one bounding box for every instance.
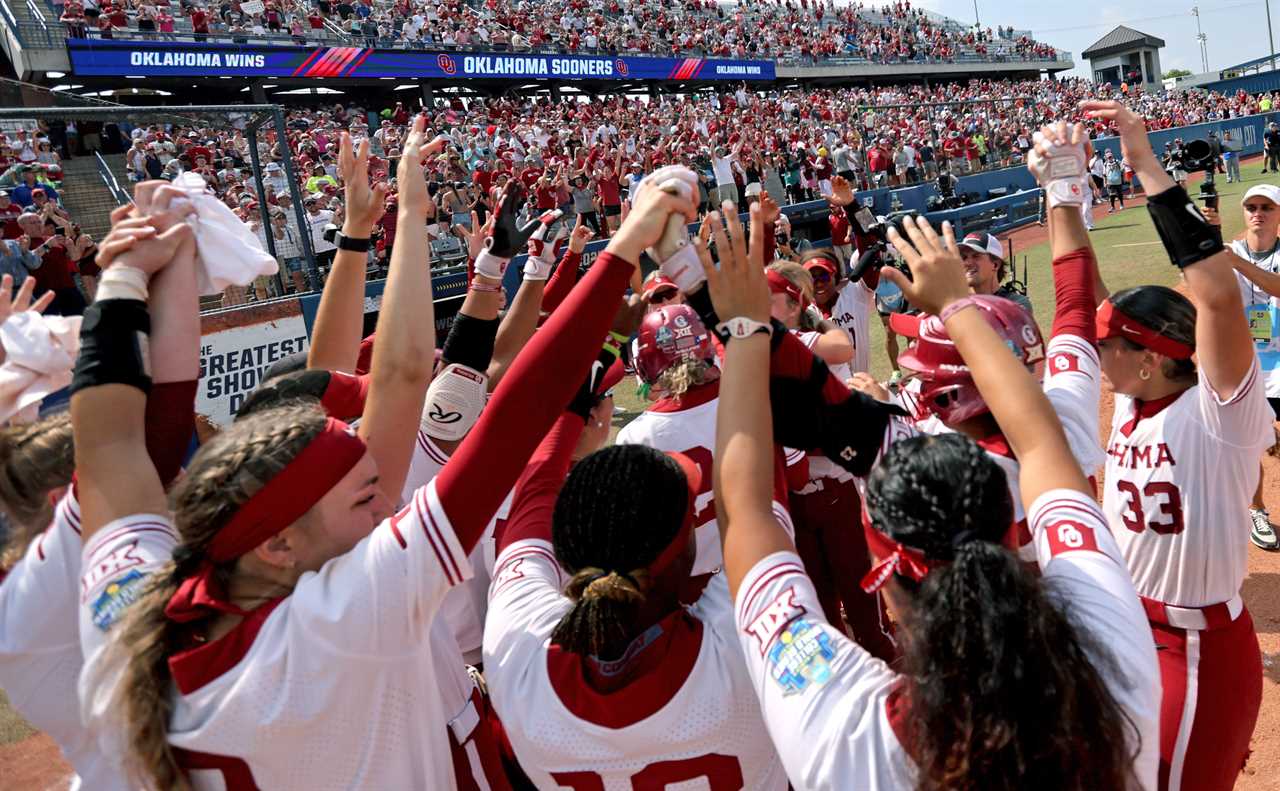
[614,387,723,575]
[734,490,1159,790]
[0,491,131,790]
[1229,238,1280,398]
[79,479,473,790]
[827,279,875,376]
[484,539,788,790]
[403,429,498,662]
[1104,363,1273,607]
[903,332,1104,562]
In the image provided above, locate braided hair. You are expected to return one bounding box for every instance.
[550,444,692,660]
[866,433,1138,791]
[0,412,74,569]
[104,403,328,791]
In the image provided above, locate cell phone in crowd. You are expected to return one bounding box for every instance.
[853,207,878,234]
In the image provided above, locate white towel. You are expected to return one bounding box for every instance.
[171,172,279,296]
[0,311,81,423]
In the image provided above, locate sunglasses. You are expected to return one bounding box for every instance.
[808,268,833,284]
[648,288,679,304]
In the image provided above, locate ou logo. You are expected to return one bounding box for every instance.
[438,54,457,75]
[615,59,628,77]
[1056,522,1086,549]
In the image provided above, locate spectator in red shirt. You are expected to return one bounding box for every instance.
[190,6,210,40]
[19,214,84,317]
[0,191,22,239]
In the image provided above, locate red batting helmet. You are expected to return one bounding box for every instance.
[635,304,716,386]
[891,295,1045,424]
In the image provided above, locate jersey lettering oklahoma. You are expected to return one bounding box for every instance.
[1104,363,1273,607]
[827,279,874,376]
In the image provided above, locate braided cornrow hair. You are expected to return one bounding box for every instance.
[104,403,328,791]
[866,433,1138,791]
[550,444,692,660]
[0,412,74,569]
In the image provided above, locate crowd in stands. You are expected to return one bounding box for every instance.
[57,0,1061,65]
[12,75,1280,309]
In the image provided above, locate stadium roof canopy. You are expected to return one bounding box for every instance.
[1082,26,1166,60]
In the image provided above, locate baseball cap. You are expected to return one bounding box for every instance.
[1242,184,1280,206]
[960,232,1003,259]
[0,189,8,198]
[265,162,281,171]
[642,273,679,303]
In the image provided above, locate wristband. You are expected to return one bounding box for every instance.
[1145,185,1225,269]
[70,299,152,396]
[441,312,500,372]
[473,249,509,280]
[714,316,773,342]
[469,279,503,293]
[95,265,149,302]
[334,231,371,253]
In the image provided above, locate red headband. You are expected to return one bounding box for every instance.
[164,418,366,624]
[1096,300,1194,360]
[642,451,700,579]
[859,508,948,593]
[766,269,808,309]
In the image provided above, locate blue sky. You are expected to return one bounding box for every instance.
[906,0,1278,78]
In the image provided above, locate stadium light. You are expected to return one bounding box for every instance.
[46,71,65,79]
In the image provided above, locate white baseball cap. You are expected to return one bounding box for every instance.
[1242,184,1280,206]
[960,231,1004,259]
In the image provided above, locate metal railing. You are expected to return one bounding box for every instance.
[94,150,130,206]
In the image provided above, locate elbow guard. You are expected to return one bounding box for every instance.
[441,312,500,373]
[1146,185,1224,269]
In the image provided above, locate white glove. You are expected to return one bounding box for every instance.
[1028,130,1087,209]
[522,215,566,281]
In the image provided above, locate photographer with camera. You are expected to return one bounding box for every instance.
[1221,183,1280,551]
[1263,122,1280,174]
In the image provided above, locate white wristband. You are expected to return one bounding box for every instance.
[473,249,510,281]
[522,255,553,281]
[655,243,706,293]
[95,265,150,302]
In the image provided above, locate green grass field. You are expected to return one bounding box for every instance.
[612,159,1265,421]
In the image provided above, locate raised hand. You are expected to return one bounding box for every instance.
[397,114,446,221]
[567,212,595,254]
[1080,100,1153,166]
[846,371,890,402]
[132,181,196,234]
[758,191,781,226]
[339,131,389,237]
[608,165,699,267]
[459,210,495,262]
[99,208,193,278]
[882,216,969,316]
[701,203,770,325]
[829,175,855,207]
[0,273,54,329]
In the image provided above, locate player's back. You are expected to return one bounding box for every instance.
[484,552,788,791]
[615,387,722,575]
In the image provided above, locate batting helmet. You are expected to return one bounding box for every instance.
[891,295,1045,424]
[634,304,716,386]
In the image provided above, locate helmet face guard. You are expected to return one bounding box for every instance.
[635,304,716,386]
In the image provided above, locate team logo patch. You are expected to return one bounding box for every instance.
[768,619,836,695]
[1049,352,1080,375]
[90,569,148,632]
[1044,519,1100,556]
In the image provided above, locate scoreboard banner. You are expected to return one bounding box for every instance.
[66,39,775,81]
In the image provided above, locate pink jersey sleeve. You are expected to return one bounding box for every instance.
[734,549,911,789]
[432,250,634,556]
[1027,489,1161,788]
[1194,358,1273,449]
[78,512,180,660]
[288,477,474,652]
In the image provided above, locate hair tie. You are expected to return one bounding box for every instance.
[951,529,981,549]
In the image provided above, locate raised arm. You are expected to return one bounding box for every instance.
[539,213,592,314]
[710,203,792,597]
[307,133,392,374]
[72,199,195,541]
[1084,100,1254,398]
[357,117,438,502]
[883,217,1091,510]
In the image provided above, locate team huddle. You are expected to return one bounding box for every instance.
[0,98,1269,791]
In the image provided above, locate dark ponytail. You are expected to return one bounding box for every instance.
[867,434,1138,791]
[1110,285,1197,382]
[550,444,691,660]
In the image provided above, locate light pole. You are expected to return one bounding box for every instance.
[1267,0,1276,70]
[973,1,980,27]
[1192,6,1209,73]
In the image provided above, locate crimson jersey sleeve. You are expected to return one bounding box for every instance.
[432,250,634,555]
[1043,246,1105,477]
[1027,489,1161,789]
[540,249,582,314]
[734,550,913,789]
